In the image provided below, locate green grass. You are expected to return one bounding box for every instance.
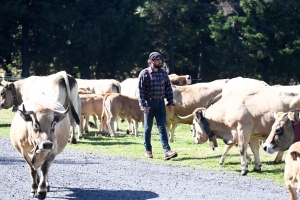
[0,109,286,185]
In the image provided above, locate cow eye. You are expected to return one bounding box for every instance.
[51,121,57,130]
[33,123,40,132]
[0,90,5,97]
[275,125,283,135]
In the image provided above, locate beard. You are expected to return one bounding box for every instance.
[153,62,162,69]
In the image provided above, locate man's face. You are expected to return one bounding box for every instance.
[152,59,162,69]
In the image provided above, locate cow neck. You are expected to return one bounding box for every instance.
[200,109,213,137]
[200,109,218,149]
[10,84,19,112]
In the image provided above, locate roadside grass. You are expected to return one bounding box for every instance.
[0,109,286,185]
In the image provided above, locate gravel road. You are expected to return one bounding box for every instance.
[0,136,295,200]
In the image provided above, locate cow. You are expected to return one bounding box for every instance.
[0,71,81,144]
[191,85,300,175]
[263,109,300,153]
[76,79,121,131]
[203,77,284,164]
[76,78,121,94]
[79,93,105,135]
[120,74,192,98]
[10,95,70,199]
[167,79,229,142]
[283,141,300,200]
[101,93,143,137]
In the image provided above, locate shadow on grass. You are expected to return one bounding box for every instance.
[51,187,159,200]
[0,123,11,128]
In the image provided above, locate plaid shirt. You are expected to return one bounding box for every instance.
[138,66,174,110]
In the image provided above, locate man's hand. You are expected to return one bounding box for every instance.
[143,107,150,115]
[168,105,174,112]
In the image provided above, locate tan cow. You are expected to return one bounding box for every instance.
[0,71,81,144]
[10,95,70,199]
[191,85,300,175]
[284,141,300,200]
[101,93,143,137]
[167,79,229,142]
[263,109,300,153]
[79,93,105,135]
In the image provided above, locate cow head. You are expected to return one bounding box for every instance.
[0,80,15,109]
[18,102,69,169]
[263,109,300,153]
[169,74,192,86]
[192,107,209,144]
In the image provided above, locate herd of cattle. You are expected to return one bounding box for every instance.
[0,71,300,199]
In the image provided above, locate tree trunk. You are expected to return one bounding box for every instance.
[168,10,175,74]
[21,18,30,78]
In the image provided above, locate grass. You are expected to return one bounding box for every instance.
[0,109,286,185]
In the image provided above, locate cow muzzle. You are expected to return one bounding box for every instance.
[36,141,54,153]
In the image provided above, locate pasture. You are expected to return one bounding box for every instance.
[0,108,286,185]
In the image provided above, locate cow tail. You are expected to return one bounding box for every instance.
[101,93,112,127]
[61,71,80,125]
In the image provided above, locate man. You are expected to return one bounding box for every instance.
[138,52,178,160]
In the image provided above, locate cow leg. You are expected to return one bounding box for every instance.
[132,120,139,137]
[273,151,284,164]
[168,123,176,143]
[237,123,252,176]
[107,117,116,137]
[286,184,297,200]
[84,114,89,132]
[219,144,234,165]
[126,118,132,134]
[79,115,85,133]
[92,114,98,129]
[249,137,262,172]
[37,160,54,199]
[27,163,39,197]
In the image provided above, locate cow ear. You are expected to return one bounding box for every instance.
[18,104,34,122]
[292,109,300,124]
[291,151,299,161]
[18,110,33,122]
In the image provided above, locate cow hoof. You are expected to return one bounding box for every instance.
[272,160,282,165]
[37,191,46,199]
[240,169,249,176]
[69,138,77,144]
[78,136,83,140]
[253,165,262,172]
[126,130,130,134]
[30,191,36,198]
[84,130,89,133]
[47,185,50,192]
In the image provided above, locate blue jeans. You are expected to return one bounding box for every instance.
[143,99,171,153]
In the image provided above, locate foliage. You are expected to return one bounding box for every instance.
[0,0,299,84]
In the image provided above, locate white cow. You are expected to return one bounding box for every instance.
[10,96,70,199]
[0,71,81,144]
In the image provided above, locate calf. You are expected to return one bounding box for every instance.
[79,93,105,135]
[101,93,143,137]
[10,96,70,199]
[284,141,300,200]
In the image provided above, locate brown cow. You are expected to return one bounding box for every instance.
[101,93,143,137]
[76,79,121,131]
[79,93,105,135]
[10,95,70,199]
